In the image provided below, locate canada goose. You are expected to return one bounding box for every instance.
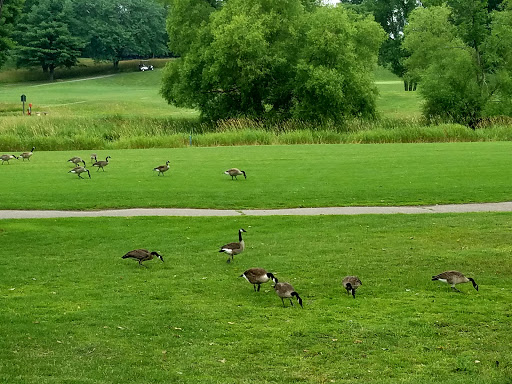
[1,154,19,164]
[239,268,277,291]
[68,161,91,179]
[20,146,35,161]
[93,156,111,171]
[432,271,479,292]
[219,228,246,263]
[122,249,164,267]
[90,153,97,163]
[67,156,83,166]
[274,282,303,308]
[153,160,170,176]
[342,276,362,299]
[224,168,246,180]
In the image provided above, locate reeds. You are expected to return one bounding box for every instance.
[1,115,511,151]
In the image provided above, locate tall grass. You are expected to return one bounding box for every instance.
[1,115,512,151]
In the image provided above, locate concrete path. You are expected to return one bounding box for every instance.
[1,202,512,219]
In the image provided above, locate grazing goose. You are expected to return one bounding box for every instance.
[219,228,246,263]
[20,147,35,161]
[432,271,479,292]
[153,160,171,176]
[274,282,303,308]
[240,268,277,291]
[90,153,97,163]
[342,276,362,299]
[67,156,83,166]
[1,154,19,164]
[68,161,90,179]
[224,168,246,180]
[122,249,164,267]
[93,156,111,171]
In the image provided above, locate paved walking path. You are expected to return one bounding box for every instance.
[1,202,512,219]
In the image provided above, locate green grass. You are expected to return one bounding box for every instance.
[0,68,197,119]
[2,65,512,149]
[1,214,511,383]
[0,142,510,210]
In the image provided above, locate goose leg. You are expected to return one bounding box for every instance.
[289,299,294,307]
[281,298,286,307]
[257,284,261,292]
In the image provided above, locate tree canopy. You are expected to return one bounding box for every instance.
[403,0,512,125]
[15,0,83,81]
[0,0,24,68]
[161,0,385,122]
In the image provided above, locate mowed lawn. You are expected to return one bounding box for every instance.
[0,70,198,119]
[1,66,419,119]
[0,142,510,210]
[1,214,511,383]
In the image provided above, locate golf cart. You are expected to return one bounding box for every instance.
[139,61,154,71]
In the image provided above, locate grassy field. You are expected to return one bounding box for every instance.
[1,214,511,383]
[0,142,510,210]
[2,65,512,149]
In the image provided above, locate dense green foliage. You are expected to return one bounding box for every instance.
[403,1,512,126]
[0,0,24,67]
[9,0,169,79]
[344,0,417,78]
[71,0,169,68]
[161,0,385,121]
[1,214,511,383]
[14,0,83,81]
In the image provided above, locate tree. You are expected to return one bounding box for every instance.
[403,1,512,126]
[0,0,24,68]
[72,0,169,68]
[161,0,385,121]
[15,0,82,81]
[341,0,418,78]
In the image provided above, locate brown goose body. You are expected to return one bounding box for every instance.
[274,282,303,308]
[224,168,246,180]
[68,156,83,166]
[122,248,164,267]
[240,268,277,291]
[1,154,18,164]
[153,161,170,176]
[20,147,35,161]
[219,228,246,263]
[93,156,111,171]
[90,153,97,163]
[432,270,479,292]
[342,276,362,299]
[68,161,90,179]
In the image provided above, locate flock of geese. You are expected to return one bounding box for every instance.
[3,147,479,306]
[122,227,480,308]
[2,147,249,183]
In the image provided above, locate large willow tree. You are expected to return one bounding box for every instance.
[161,0,385,121]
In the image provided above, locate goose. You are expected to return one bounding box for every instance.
[67,156,83,166]
[90,153,97,163]
[274,282,303,308]
[224,168,246,180]
[219,228,246,263]
[342,276,362,299]
[122,249,164,267]
[20,147,35,161]
[68,161,90,179]
[239,268,277,291]
[1,154,19,164]
[432,271,479,292]
[93,156,111,171]
[153,160,171,176]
